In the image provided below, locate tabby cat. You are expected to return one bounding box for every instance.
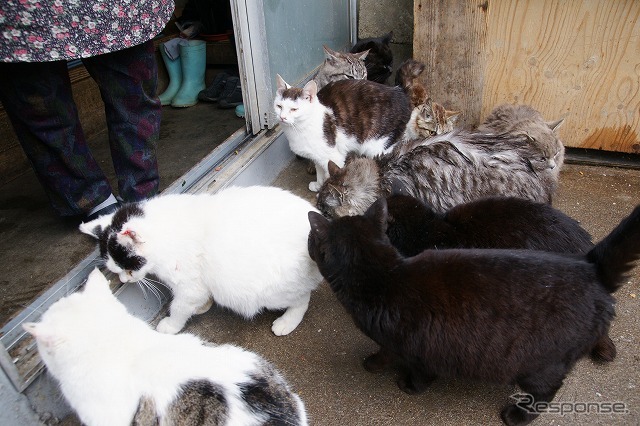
[395,59,459,139]
[350,31,394,84]
[479,104,565,173]
[274,75,411,191]
[307,198,640,426]
[314,45,368,90]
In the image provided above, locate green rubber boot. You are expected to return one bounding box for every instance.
[158,43,182,106]
[171,40,207,108]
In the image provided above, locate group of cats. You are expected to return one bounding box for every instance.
[22,35,640,426]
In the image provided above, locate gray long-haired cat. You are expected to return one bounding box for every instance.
[316,105,564,217]
[274,75,412,191]
[313,45,369,90]
[23,268,307,426]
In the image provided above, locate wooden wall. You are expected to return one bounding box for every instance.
[413,0,640,154]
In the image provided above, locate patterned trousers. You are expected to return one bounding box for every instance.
[0,40,161,216]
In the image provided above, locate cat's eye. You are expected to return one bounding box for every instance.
[290,108,298,112]
[275,104,282,110]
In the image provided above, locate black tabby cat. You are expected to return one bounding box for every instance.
[308,198,640,426]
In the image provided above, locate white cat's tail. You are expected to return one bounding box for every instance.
[586,203,640,293]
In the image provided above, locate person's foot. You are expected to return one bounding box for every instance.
[84,200,120,222]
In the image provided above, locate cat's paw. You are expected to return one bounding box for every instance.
[500,404,538,426]
[156,317,183,334]
[396,372,434,395]
[308,181,321,192]
[271,316,300,336]
[590,334,616,363]
[363,349,394,373]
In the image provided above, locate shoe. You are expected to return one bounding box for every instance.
[218,77,243,109]
[84,201,120,222]
[235,104,245,118]
[198,72,229,102]
[158,43,183,106]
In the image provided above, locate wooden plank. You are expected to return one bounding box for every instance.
[414,0,640,154]
[413,0,489,127]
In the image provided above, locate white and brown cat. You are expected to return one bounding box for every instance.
[274,74,412,191]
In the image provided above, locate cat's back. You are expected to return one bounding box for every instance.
[141,341,307,426]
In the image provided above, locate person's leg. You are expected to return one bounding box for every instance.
[82,40,161,203]
[0,61,113,217]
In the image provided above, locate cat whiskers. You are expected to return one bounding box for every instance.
[135,277,167,303]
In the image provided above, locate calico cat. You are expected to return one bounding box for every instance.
[274,75,411,191]
[385,194,594,256]
[23,268,307,426]
[313,45,369,90]
[79,186,323,336]
[395,59,459,139]
[307,198,640,426]
[316,117,564,217]
[350,31,394,84]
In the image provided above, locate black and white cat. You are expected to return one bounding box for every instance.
[274,74,411,191]
[307,198,640,426]
[316,108,564,217]
[23,268,307,426]
[79,186,323,336]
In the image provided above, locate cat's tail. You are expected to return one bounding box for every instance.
[586,204,640,293]
[395,59,425,93]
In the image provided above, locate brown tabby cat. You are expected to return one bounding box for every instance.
[396,59,460,139]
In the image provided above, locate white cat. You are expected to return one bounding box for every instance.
[274,74,411,192]
[79,186,323,336]
[23,268,308,426]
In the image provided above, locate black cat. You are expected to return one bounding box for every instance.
[307,198,640,426]
[385,194,594,257]
[351,32,393,84]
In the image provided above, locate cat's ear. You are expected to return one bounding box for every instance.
[276,74,290,93]
[328,160,341,177]
[83,268,112,297]
[345,152,358,165]
[354,49,369,60]
[308,211,329,239]
[547,118,564,132]
[22,322,59,349]
[446,109,461,123]
[322,45,339,62]
[302,79,317,101]
[79,214,114,239]
[382,31,393,44]
[365,197,389,233]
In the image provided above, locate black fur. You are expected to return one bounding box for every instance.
[98,203,146,271]
[385,195,594,257]
[240,370,304,425]
[307,199,640,426]
[351,32,394,84]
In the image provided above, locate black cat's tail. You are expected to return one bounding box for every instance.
[395,59,425,93]
[587,204,640,293]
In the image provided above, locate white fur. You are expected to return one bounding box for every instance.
[79,186,324,336]
[274,75,394,192]
[23,269,307,426]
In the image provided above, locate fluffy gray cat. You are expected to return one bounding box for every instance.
[316,105,564,217]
